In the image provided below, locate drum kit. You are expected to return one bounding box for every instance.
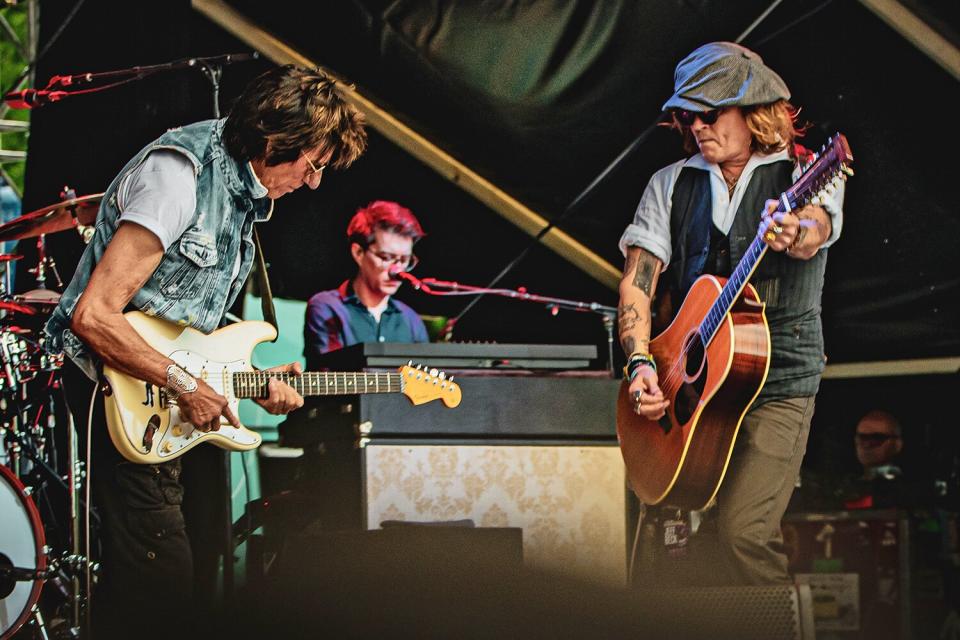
[0,191,101,640]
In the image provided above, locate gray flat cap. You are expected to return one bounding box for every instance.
[662,42,790,112]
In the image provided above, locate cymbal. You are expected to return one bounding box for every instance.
[0,193,102,242]
[0,300,36,315]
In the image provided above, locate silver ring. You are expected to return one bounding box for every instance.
[634,390,643,405]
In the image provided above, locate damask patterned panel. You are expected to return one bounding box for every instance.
[364,444,627,585]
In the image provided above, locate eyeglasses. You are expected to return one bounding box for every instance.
[366,247,419,272]
[303,153,326,181]
[855,433,899,445]
[673,108,722,127]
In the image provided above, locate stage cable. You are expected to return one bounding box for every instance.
[84,378,96,638]
[750,0,837,47]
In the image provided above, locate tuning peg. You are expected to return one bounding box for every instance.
[842,165,855,177]
[448,375,454,383]
[811,195,822,206]
[438,372,446,380]
[416,364,423,370]
[408,360,413,366]
[429,368,438,378]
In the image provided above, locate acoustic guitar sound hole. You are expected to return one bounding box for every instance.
[675,333,707,425]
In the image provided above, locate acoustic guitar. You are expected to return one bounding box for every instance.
[617,134,853,510]
[102,311,462,464]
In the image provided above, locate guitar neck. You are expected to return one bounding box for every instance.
[232,371,403,399]
[699,233,770,344]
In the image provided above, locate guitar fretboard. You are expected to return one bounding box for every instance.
[698,134,851,346]
[699,234,770,345]
[231,371,403,399]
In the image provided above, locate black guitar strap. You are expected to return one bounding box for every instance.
[252,227,278,341]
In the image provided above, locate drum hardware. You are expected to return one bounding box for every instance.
[0,463,47,639]
[28,234,63,292]
[0,193,101,244]
[0,299,36,315]
[0,256,22,309]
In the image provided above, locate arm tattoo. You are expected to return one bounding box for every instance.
[622,336,636,357]
[623,251,638,276]
[632,253,657,296]
[618,303,639,335]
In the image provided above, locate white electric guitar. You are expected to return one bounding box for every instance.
[102,311,462,464]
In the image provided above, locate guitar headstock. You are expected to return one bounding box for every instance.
[786,133,854,210]
[399,363,462,408]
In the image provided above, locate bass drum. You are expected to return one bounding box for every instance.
[0,464,45,640]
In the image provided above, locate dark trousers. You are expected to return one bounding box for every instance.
[62,362,195,637]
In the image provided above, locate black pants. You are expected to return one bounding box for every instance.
[62,362,195,637]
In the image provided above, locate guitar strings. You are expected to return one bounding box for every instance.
[655,238,768,393]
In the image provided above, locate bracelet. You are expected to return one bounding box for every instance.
[624,353,657,381]
[164,363,198,399]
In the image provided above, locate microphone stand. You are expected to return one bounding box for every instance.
[399,272,618,377]
[9,52,260,109]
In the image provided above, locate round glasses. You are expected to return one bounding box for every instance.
[366,247,419,272]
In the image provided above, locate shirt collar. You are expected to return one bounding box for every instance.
[245,161,274,222]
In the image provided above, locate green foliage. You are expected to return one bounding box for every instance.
[0,5,31,195]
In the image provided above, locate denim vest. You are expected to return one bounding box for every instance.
[44,119,272,378]
[666,163,829,404]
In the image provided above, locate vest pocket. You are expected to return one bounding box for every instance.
[159,230,219,299]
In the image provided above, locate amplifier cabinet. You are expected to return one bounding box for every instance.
[362,443,627,585]
[280,373,627,585]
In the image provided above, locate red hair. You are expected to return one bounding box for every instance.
[347,200,425,247]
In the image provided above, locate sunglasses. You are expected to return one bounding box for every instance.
[673,108,722,127]
[855,432,899,445]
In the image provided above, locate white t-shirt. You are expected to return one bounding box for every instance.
[117,149,197,251]
[117,149,247,281]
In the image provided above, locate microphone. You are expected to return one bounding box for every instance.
[388,265,427,290]
[388,264,417,284]
[3,88,68,109]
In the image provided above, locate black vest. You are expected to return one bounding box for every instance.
[667,162,829,403]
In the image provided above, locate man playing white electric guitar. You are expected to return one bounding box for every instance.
[43,65,368,635]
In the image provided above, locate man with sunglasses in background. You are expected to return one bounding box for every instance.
[617,42,845,586]
[304,200,428,368]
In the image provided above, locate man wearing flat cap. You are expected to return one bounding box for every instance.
[617,42,844,585]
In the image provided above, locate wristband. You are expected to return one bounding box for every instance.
[164,363,198,399]
[624,353,657,381]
